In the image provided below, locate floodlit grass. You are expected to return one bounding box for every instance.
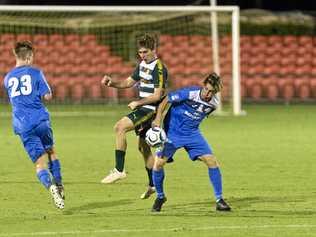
[0,104,316,237]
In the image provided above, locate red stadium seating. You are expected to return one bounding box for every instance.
[1,33,316,102]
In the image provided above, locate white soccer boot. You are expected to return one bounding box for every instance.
[49,184,65,209]
[101,168,127,184]
[140,186,156,199]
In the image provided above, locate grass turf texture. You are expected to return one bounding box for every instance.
[0,104,315,237]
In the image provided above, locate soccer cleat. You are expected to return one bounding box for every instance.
[216,198,231,211]
[100,168,127,184]
[49,184,65,209]
[151,197,167,212]
[140,186,156,199]
[56,184,65,200]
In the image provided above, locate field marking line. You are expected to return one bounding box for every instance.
[1,224,316,236]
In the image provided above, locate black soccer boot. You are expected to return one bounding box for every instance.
[152,197,167,212]
[216,198,231,211]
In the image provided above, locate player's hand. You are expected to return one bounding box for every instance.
[101,75,112,87]
[128,101,139,110]
[152,118,160,128]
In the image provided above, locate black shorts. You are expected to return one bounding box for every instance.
[127,107,156,138]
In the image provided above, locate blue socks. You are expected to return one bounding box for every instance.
[153,169,165,199]
[208,167,223,200]
[37,169,52,189]
[48,159,62,185]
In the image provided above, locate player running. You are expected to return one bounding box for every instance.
[3,41,65,209]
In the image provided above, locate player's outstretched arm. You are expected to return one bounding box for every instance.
[152,96,169,127]
[101,75,136,89]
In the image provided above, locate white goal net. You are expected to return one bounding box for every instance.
[0,6,242,115]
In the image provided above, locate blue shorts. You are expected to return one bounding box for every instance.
[19,120,54,163]
[158,132,213,162]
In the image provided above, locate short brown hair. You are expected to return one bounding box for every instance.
[203,72,223,93]
[13,41,34,60]
[137,33,157,50]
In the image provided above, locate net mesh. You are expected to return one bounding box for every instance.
[0,10,234,109]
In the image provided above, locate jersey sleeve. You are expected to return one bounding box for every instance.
[152,60,168,89]
[167,88,190,104]
[37,70,51,97]
[131,65,141,81]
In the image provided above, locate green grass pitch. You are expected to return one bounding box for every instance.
[0,104,315,237]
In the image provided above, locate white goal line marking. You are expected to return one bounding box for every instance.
[1,224,316,236]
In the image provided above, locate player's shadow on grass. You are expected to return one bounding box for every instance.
[63,199,134,215]
[157,196,316,217]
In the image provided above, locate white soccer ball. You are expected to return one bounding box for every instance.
[145,127,167,148]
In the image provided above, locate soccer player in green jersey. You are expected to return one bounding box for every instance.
[101,33,168,199]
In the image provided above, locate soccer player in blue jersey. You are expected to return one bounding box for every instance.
[3,41,64,209]
[151,72,231,212]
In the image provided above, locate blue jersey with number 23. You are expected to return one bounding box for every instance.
[4,65,51,135]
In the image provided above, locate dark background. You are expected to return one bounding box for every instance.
[0,0,315,11]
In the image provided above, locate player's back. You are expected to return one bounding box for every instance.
[4,65,51,134]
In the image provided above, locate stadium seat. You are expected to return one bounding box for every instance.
[280,54,296,66]
[49,34,65,47]
[262,64,280,75]
[159,35,172,44]
[283,35,297,46]
[85,81,102,100]
[298,36,313,46]
[277,78,295,101]
[240,35,252,45]
[16,34,32,42]
[33,34,48,45]
[294,65,312,77]
[294,78,311,99]
[245,78,263,100]
[261,78,279,100]
[172,35,189,46]
[252,35,266,45]
[267,35,282,45]
[70,80,85,102]
[102,86,117,99]
[54,82,69,101]
[265,43,283,56]
[264,54,281,66]
[310,79,316,98]
[0,33,15,43]
[279,65,296,77]
[64,34,80,44]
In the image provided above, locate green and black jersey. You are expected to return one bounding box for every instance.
[131,58,168,110]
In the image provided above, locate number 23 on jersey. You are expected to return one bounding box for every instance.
[8,75,33,98]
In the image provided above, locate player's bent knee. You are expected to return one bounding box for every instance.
[114,118,133,134]
[46,147,55,155]
[35,155,47,170]
[154,157,167,170]
[200,155,219,168]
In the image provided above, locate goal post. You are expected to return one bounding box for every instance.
[0,5,242,115]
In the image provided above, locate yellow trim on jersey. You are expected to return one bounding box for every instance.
[156,59,164,88]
